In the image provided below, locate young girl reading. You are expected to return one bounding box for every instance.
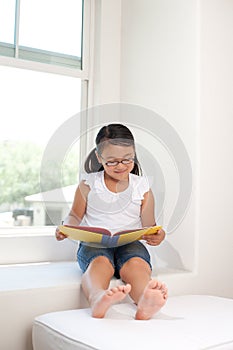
[56,123,168,319]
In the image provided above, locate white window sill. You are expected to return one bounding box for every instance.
[0,227,77,265]
[0,260,191,292]
[0,226,56,237]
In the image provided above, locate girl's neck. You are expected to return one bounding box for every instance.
[103,172,129,193]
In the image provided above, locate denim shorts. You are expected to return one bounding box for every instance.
[77,241,152,279]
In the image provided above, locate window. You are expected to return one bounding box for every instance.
[0,66,81,229]
[0,0,83,69]
[0,0,88,231]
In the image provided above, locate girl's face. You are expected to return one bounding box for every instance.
[96,143,135,181]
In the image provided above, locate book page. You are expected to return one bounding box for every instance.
[58,225,162,247]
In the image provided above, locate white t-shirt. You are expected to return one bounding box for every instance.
[80,170,150,234]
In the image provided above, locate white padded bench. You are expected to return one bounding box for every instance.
[33,295,233,350]
[0,257,185,350]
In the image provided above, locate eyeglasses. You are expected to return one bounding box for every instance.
[99,155,135,167]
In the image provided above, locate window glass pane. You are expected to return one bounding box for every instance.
[19,0,83,58]
[0,0,15,44]
[0,65,81,228]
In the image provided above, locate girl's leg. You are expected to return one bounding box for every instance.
[119,257,151,303]
[120,257,168,320]
[81,256,131,318]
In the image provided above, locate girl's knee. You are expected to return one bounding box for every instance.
[90,256,114,272]
[120,257,151,276]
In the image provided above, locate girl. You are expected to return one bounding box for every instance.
[56,123,167,319]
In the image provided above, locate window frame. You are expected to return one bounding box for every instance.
[0,0,90,79]
[0,0,93,263]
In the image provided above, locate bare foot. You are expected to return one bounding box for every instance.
[135,279,168,320]
[91,284,131,318]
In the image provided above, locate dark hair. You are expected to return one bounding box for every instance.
[84,124,142,175]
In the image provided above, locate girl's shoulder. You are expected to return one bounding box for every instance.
[130,173,149,186]
[130,173,150,198]
[80,171,103,189]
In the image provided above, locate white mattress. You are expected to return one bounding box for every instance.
[32,295,233,350]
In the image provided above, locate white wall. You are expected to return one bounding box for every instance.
[85,0,122,153]
[119,0,233,297]
[198,0,233,297]
[120,0,198,276]
[88,0,121,106]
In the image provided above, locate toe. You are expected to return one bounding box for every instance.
[161,283,168,294]
[118,286,125,292]
[148,279,158,289]
[124,284,131,293]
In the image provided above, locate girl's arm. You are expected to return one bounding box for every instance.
[141,189,156,227]
[55,180,90,240]
[141,189,165,246]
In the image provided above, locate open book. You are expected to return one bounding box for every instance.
[58,224,162,248]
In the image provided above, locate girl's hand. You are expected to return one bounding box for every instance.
[142,228,166,246]
[55,227,67,241]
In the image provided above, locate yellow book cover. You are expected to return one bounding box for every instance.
[58,224,162,248]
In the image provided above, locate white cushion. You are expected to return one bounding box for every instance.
[33,295,233,350]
